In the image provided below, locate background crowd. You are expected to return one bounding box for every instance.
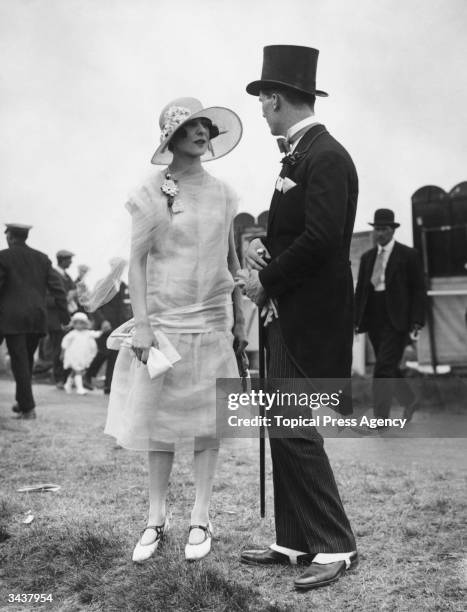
[0,223,132,418]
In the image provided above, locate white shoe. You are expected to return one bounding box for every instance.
[185,522,213,561]
[74,374,87,395]
[64,377,73,394]
[132,518,169,563]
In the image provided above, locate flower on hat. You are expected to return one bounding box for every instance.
[160,106,192,143]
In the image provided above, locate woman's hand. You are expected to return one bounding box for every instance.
[132,322,158,363]
[234,269,249,288]
[233,321,248,356]
[245,238,271,271]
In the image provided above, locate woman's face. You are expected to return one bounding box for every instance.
[171,118,211,158]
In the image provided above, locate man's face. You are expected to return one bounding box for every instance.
[58,256,72,270]
[373,225,395,246]
[259,92,282,136]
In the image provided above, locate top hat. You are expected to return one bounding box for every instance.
[369,209,400,228]
[151,97,242,165]
[246,45,328,97]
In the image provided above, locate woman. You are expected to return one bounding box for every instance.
[105,97,245,563]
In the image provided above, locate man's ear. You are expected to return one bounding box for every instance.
[271,92,281,111]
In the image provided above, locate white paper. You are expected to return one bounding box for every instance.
[146,347,173,379]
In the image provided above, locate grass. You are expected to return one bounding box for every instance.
[0,378,466,611]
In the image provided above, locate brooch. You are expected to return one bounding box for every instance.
[160,173,183,214]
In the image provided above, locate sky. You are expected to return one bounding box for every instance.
[1,0,466,282]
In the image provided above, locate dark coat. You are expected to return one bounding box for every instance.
[0,244,70,335]
[259,123,358,380]
[46,268,75,331]
[354,241,426,333]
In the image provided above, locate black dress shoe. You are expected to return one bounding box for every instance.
[240,548,314,566]
[14,409,37,420]
[294,552,359,590]
[11,404,21,414]
[82,376,94,391]
[348,423,378,436]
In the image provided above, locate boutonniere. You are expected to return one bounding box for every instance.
[280,151,305,168]
[161,172,183,214]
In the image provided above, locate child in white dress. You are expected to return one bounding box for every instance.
[61,312,101,394]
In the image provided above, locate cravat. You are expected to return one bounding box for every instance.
[370,248,385,288]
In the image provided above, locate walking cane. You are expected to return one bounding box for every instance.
[257,248,267,518]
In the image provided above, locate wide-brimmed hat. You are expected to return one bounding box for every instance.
[246,45,328,97]
[369,209,400,228]
[151,97,242,165]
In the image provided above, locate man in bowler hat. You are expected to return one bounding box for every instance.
[355,208,426,421]
[242,45,358,590]
[0,224,69,418]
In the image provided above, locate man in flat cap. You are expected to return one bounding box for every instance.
[242,45,358,590]
[0,224,69,418]
[47,248,77,388]
[355,209,426,421]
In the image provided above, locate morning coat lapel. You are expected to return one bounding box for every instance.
[291,122,328,159]
[267,123,328,236]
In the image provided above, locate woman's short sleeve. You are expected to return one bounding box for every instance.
[125,173,170,255]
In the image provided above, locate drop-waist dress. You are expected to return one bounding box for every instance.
[104,168,239,451]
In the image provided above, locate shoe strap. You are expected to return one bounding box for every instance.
[142,522,166,539]
[188,524,212,538]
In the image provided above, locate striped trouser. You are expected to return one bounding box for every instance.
[265,320,356,553]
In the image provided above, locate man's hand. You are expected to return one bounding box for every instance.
[244,270,266,307]
[100,320,112,332]
[245,238,271,271]
[260,299,278,327]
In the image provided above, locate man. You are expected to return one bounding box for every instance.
[47,249,76,387]
[241,45,358,590]
[82,259,132,394]
[355,208,426,421]
[0,224,69,418]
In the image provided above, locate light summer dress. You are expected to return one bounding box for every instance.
[104,168,239,451]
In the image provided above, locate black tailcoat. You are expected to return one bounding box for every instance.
[259,124,358,380]
[0,244,69,335]
[354,241,426,333]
